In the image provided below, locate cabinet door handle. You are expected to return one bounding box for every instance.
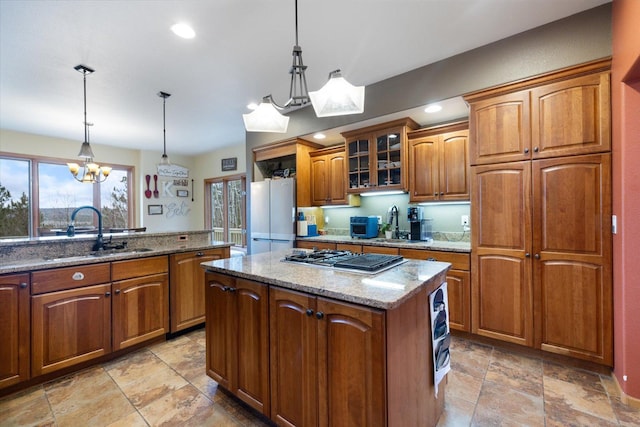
[105,291,111,297]
[196,252,205,257]
[440,192,444,196]
[306,309,314,317]
[427,257,437,262]
[315,311,324,320]
[524,148,530,154]
[434,193,438,197]
[525,253,530,258]
[228,287,237,293]
[534,147,539,153]
[534,253,540,259]
[20,282,28,289]
[115,289,121,295]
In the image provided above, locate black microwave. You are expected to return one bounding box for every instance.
[350,216,379,238]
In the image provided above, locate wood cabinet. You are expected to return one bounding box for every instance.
[399,249,471,332]
[362,245,399,255]
[111,256,169,351]
[170,247,230,332]
[253,138,323,207]
[309,146,347,206]
[471,154,612,364]
[342,118,419,193]
[205,273,269,415]
[31,263,112,376]
[466,61,611,165]
[0,273,30,389]
[296,240,336,251]
[407,122,470,202]
[269,286,385,427]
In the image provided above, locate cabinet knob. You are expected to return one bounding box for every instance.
[115,289,121,295]
[524,148,530,154]
[20,282,28,289]
[525,253,530,258]
[434,193,438,196]
[427,257,437,262]
[196,252,204,257]
[534,253,540,259]
[534,147,539,153]
[315,311,324,320]
[105,291,111,297]
[440,192,444,196]
[229,287,237,293]
[306,309,314,317]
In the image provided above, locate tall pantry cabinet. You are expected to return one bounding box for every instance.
[465,59,613,366]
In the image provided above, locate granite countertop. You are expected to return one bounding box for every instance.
[0,240,233,274]
[201,249,451,310]
[297,235,471,253]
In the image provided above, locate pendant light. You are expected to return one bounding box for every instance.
[67,65,111,183]
[309,69,365,117]
[158,91,171,165]
[242,95,290,133]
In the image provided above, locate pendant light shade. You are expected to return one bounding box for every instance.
[243,95,289,133]
[67,64,111,184]
[309,69,365,117]
[158,91,171,165]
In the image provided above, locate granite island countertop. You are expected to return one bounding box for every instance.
[297,234,471,253]
[201,249,451,310]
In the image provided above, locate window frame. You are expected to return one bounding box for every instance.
[204,173,246,247]
[0,151,135,238]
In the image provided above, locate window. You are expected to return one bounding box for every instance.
[205,174,246,247]
[0,153,133,239]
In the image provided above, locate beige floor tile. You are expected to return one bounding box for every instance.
[610,396,640,427]
[543,375,617,423]
[437,397,475,427]
[474,381,544,426]
[105,410,148,427]
[105,350,188,409]
[0,386,55,427]
[44,366,136,427]
[485,359,543,397]
[446,369,483,404]
[152,338,207,381]
[450,339,492,380]
[187,328,206,348]
[543,361,607,393]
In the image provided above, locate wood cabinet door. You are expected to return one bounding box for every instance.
[532,154,612,365]
[112,273,168,351]
[316,297,386,427]
[469,91,531,165]
[205,273,235,390]
[0,273,30,389]
[446,269,471,332]
[310,155,329,205]
[439,130,470,201]
[170,250,226,332]
[269,287,317,427]
[31,284,112,376]
[408,135,439,202]
[471,162,534,346]
[531,72,611,158]
[295,240,336,251]
[234,279,270,415]
[327,151,347,205]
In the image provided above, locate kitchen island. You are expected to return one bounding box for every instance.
[201,250,451,427]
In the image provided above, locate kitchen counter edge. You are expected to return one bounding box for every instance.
[297,235,471,253]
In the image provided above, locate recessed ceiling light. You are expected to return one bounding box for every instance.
[424,104,442,113]
[171,23,196,39]
[313,133,326,140]
[247,102,259,110]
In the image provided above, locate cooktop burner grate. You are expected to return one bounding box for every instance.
[283,249,405,273]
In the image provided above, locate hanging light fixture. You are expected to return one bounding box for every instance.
[67,65,111,183]
[244,0,365,132]
[158,91,171,165]
[309,69,365,117]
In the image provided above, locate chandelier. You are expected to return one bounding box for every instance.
[67,65,111,183]
[243,0,365,133]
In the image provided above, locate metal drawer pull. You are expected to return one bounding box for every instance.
[72,272,85,281]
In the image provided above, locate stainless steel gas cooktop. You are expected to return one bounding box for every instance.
[283,249,406,274]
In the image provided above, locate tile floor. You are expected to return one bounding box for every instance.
[1,329,639,426]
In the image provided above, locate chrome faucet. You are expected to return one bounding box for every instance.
[67,205,104,251]
[388,205,400,239]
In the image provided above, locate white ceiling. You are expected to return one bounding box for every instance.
[0,0,609,156]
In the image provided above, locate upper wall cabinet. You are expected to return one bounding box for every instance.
[465,60,611,166]
[309,145,347,206]
[341,118,419,193]
[253,138,323,207]
[407,121,470,203]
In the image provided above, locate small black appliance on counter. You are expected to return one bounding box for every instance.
[408,207,433,241]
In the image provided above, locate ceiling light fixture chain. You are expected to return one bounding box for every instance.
[158,91,171,165]
[67,64,111,183]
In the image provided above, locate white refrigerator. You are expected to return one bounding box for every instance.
[250,178,296,254]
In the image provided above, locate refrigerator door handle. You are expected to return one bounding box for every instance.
[292,207,296,222]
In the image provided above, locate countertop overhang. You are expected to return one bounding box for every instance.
[297,235,471,253]
[201,249,451,310]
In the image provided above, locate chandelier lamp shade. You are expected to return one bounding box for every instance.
[309,69,365,117]
[67,64,111,183]
[243,0,365,133]
[243,95,290,133]
[158,91,172,165]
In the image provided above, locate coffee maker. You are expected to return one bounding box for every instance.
[408,207,433,241]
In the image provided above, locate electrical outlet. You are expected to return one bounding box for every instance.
[461,215,469,226]
[377,215,382,225]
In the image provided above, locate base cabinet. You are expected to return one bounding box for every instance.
[0,273,30,389]
[205,273,270,415]
[170,248,230,332]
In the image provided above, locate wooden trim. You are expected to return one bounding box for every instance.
[203,174,247,247]
[612,374,640,409]
[309,144,345,157]
[463,57,612,102]
[253,138,322,162]
[340,117,419,139]
[407,120,469,140]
